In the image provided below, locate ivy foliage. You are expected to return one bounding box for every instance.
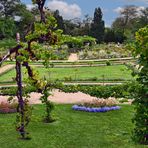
[61,35,96,48]
[132,25,148,145]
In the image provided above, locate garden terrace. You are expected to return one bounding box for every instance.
[0,81,139,99]
[0,64,134,84]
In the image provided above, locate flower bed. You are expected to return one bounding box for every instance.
[72,105,121,112]
[72,98,121,112]
[0,102,17,114]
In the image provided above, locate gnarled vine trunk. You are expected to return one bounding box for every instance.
[15,49,26,138]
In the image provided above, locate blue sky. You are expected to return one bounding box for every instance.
[21,0,148,26]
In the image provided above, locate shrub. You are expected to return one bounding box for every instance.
[64,76,72,82]
[80,98,117,108]
[119,98,129,103]
[60,81,140,99]
[131,25,148,144]
[106,60,111,66]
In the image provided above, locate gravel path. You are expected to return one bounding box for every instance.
[0,90,132,105]
[0,89,96,104]
[68,53,78,61]
[0,64,15,75]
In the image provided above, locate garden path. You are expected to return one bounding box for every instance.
[0,89,132,104]
[0,89,96,104]
[68,53,78,61]
[0,64,15,75]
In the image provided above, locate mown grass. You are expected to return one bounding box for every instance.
[0,104,146,148]
[0,65,134,82]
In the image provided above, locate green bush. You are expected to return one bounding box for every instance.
[60,81,140,99]
[0,81,141,100]
[106,60,111,66]
[132,25,148,144]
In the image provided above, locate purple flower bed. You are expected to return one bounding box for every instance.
[0,108,17,114]
[72,105,121,112]
[0,102,17,114]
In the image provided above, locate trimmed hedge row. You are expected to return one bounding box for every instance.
[0,81,141,99]
[60,81,141,99]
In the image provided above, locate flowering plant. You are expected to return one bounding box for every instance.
[0,101,17,114]
[80,98,118,108]
[72,98,120,113]
[72,105,120,113]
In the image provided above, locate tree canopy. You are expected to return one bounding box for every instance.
[90,7,105,43]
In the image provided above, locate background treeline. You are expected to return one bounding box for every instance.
[0,0,148,44]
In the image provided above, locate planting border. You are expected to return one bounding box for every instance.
[72,105,121,112]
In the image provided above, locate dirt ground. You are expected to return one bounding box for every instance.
[0,89,97,104]
[0,64,15,74]
[68,53,78,61]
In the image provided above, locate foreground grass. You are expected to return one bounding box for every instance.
[0,104,146,148]
[0,65,133,82]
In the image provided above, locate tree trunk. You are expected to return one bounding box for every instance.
[16,50,25,138]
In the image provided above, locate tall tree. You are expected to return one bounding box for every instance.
[134,7,148,30]
[120,5,138,29]
[104,28,115,43]
[112,17,125,32]
[0,18,16,39]
[0,0,34,39]
[63,19,78,35]
[90,7,105,43]
[14,4,35,39]
[0,0,21,18]
[112,5,139,39]
[79,14,92,36]
[53,10,65,31]
[104,28,126,43]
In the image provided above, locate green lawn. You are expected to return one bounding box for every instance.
[0,104,146,148]
[0,65,134,82]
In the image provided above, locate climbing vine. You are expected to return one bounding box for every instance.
[0,0,63,139]
[0,0,97,139]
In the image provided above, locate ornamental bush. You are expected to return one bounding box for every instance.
[132,25,148,144]
[72,97,120,113]
[60,81,140,99]
[79,98,118,108]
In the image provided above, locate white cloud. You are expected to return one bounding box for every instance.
[47,0,82,19]
[26,4,36,11]
[14,16,21,21]
[113,7,124,14]
[105,23,111,28]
